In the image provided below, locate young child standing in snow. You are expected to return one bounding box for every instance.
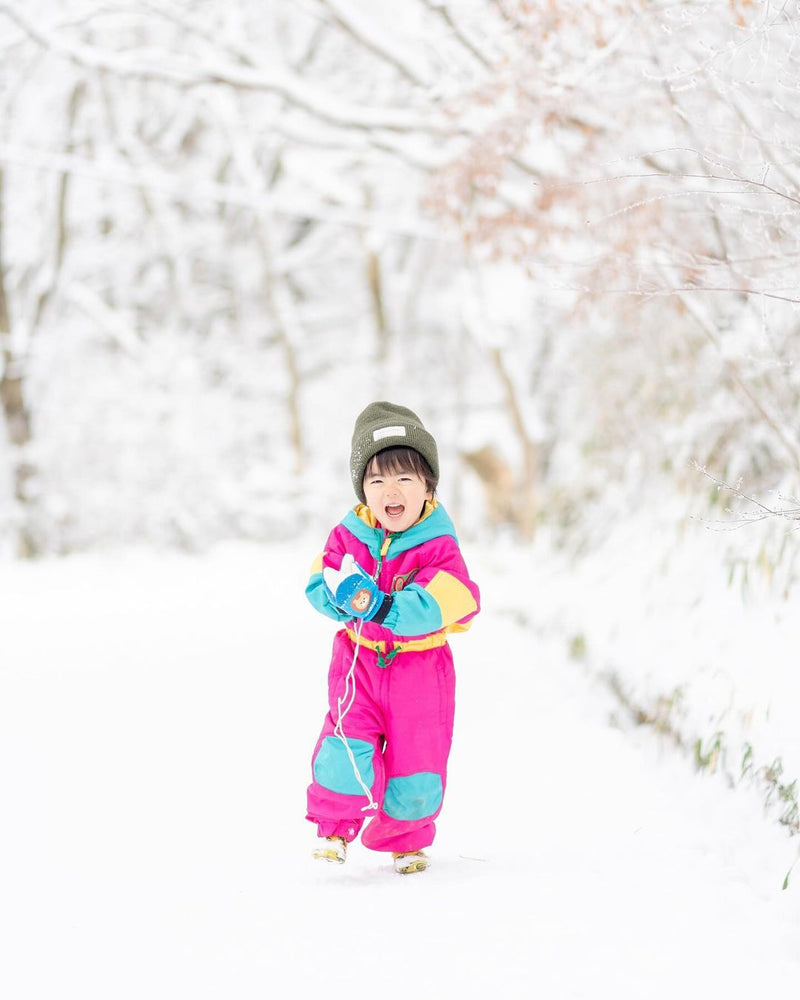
[305,401,480,874]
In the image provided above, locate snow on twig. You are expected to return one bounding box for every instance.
[693,463,800,530]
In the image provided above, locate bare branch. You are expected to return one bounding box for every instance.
[679,293,800,472]
[420,0,495,71]
[317,0,431,87]
[693,463,800,526]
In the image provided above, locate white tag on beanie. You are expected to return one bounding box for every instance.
[373,426,406,441]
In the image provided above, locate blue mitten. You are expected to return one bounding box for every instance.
[323,553,385,620]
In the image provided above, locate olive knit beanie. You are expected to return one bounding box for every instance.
[350,401,439,503]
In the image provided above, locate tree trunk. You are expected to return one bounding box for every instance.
[0,170,37,557]
[490,346,540,541]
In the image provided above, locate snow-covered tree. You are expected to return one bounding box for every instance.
[1,0,798,558]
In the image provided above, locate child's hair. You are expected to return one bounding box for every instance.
[365,446,438,496]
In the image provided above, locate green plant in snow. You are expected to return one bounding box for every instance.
[568,633,587,661]
[694,732,724,773]
[740,742,754,781]
[761,760,799,835]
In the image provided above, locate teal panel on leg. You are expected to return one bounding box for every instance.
[313,736,375,795]
[383,772,443,820]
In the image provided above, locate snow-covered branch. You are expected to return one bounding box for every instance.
[0,2,460,136]
[0,141,446,239]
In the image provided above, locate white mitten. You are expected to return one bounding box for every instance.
[323,554,383,620]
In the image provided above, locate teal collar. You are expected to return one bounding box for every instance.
[341,501,457,560]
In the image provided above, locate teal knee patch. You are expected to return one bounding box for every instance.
[384,772,443,820]
[313,736,374,796]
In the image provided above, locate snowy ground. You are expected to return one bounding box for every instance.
[2,541,799,999]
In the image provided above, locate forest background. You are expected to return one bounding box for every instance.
[2,1,800,846]
[2,0,799,558]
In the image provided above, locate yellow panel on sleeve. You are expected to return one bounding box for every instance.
[425,570,478,626]
[309,552,324,575]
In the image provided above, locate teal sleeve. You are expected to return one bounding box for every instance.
[306,571,351,623]
[382,585,443,637]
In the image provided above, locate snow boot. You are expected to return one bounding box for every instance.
[392,850,428,875]
[313,836,347,864]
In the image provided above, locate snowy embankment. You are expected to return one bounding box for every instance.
[1,541,799,999]
[501,513,800,842]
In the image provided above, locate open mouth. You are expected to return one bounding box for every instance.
[384,504,405,519]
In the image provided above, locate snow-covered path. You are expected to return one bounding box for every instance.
[2,544,799,999]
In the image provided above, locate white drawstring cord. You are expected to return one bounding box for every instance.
[333,616,378,812]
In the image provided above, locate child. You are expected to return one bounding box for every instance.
[305,401,480,874]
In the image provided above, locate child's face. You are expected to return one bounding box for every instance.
[363,462,432,533]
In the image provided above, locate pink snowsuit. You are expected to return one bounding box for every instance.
[306,500,480,854]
